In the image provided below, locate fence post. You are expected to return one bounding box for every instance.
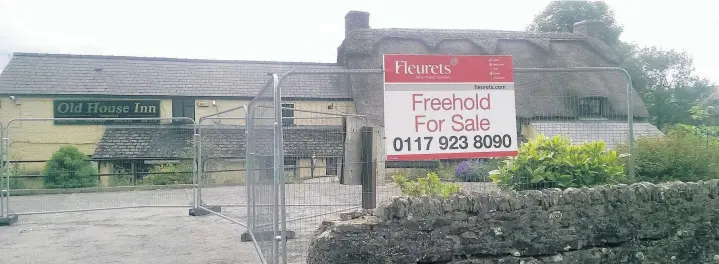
[273,73,289,264]
[192,132,200,210]
[241,104,255,242]
[360,126,376,210]
[190,118,221,216]
[0,126,18,226]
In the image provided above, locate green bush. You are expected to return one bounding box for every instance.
[9,177,27,189]
[142,162,193,185]
[434,162,458,181]
[621,127,719,183]
[387,164,454,183]
[42,145,99,188]
[391,172,461,198]
[489,135,626,191]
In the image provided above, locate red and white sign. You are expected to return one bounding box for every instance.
[383,54,519,161]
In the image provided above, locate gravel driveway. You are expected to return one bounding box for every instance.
[0,181,499,264]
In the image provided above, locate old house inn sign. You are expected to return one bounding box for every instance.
[53,100,161,124]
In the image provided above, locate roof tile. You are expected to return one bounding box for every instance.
[0,53,351,99]
[92,125,345,159]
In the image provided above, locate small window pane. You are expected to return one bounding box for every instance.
[580,98,602,116]
[281,103,294,127]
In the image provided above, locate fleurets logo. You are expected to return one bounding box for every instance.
[394,57,458,75]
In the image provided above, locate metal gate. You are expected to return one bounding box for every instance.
[192,80,268,263]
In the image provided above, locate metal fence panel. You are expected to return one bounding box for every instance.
[4,117,197,215]
[269,67,640,264]
[196,107,248,211]
[279,111,373,264]
[1,122,9,222]
[245,75,282,264]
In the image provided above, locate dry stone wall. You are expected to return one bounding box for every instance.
[307,180,719,263]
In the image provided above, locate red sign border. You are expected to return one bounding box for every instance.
[382,53,518,161]
[382,53,515,83]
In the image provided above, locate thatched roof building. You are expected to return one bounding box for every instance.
[0,10,663,164]
[337,11,662,147]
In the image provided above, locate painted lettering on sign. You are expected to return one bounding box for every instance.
[383,54,519,161]
[53,100,161,125]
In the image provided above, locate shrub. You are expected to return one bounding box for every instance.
[434,162,458,181]
[42,145,98,188]
[7,163,27,189]
[489,135,626,191]
[455,159,503,182]
[387,162,455,183]
[391,172,461,198]
[620,127,719,183]
[142,162,193,185]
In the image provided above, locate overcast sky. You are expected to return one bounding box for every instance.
[1,0,717,84]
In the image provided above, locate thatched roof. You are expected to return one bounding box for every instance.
[338,22,650,125]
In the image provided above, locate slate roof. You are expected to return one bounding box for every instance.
[198,125,345,158]
[91,125,345,160]
[0,53,351,99]
[530,120,665,150]
[339,27,650,124]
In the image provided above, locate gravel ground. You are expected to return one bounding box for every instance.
[0,180,499,264]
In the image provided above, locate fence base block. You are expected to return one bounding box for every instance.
[188,205,222,216]
[240,230,296,242]
[0,214,18,226]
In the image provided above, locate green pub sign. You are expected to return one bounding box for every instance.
[53,100,161,124]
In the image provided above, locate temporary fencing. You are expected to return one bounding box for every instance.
[245,66,642,264]
[1,117,198,215]
[0,66,646,264]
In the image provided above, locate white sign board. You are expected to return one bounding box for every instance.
[383,54,519,161]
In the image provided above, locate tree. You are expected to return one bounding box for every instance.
[527,0,716,129]
[527,0,623,47]
[43,145,99,188]
[635,47,715,128]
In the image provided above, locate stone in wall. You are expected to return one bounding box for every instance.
[307,180,719,263]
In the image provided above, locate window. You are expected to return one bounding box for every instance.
[172,99,195,124]
[112,160,153,183]
[281,103,295,127]
[579,97,603,117]
[326,157,339,176]
[284,156,298,168]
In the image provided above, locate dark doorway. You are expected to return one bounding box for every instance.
[172,98,195,124]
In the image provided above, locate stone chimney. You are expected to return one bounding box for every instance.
[345,11,370,37]
[572,20,608,42]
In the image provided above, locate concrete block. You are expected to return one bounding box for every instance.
[188,205,222,216]
[241,230,296,242]
[0,214,18,226]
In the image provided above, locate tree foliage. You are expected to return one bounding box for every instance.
[526,0,623,46]
[634,48,715,129]
[527,1,716,130]
[619,127,719,183]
